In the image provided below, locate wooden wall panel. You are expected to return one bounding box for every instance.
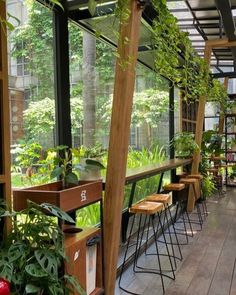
[180,92,198,133]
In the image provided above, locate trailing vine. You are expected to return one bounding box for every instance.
[207,79,229,113]
[151,0,212,102]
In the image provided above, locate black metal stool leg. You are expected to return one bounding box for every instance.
[151,215,165,294]
[185,210,194,237]
[163,208,177,269]
[167,205,183,261]
[158,212,176,281]
[133,214,144,272]
[119,214,141,295]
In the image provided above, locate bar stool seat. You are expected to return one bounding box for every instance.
[180,178,197,185]
[164,183,185,191]
[146,193,171,205]
[186,174,203,180]
[129,201,163,215]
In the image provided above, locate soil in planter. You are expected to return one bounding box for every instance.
[63,227,83,234]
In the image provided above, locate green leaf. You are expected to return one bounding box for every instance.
[0,261,13,282]
[65,172,78,185]
[85,159,105,169]
[50,166,63,179]
[40,203,75,224]
[74,163,86,172]
[5,20,14,31]
[49,0,64,10]
[11,272,24,285]
[65,275,86,295]
[25,284,41,294]
[25,263,48,278]
[8,241,27,262]
[55,145,68,151]
[35,249,58,277]
[49,283,64,295]
[7,12,20,26]
[88,0,97,16]
[0,210,17,217]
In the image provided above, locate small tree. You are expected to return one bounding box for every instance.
[23,97,82,147]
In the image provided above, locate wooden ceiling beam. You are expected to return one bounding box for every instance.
[206,38,236,48]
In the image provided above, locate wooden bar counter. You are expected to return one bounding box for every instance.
[103,157,192,242]
[124,158,192,184]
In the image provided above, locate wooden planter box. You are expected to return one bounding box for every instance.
[64,227,103,295]
[13,180,103,212]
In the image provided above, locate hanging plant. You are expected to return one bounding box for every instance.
[207,79,228,114]
[151,0,211,101]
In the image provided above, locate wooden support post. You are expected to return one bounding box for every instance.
[103,1,143,294]
[218,77,229,134]
[188,44,212,212]
[0,2,11,234]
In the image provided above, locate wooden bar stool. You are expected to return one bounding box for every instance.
[146,193,183,263]
[119,200,175,295]
[180,178,203,230]
[186,174,208,219]
[164,183,194,244]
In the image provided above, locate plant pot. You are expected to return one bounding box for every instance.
[13,180,103,212]
[79,158,102,181]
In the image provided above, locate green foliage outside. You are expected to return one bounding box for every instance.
[23,97,82,145]
[11,143,167,226]
[10,0,171,150]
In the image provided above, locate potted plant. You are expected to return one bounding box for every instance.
[228,165,236,183]
[13,145,103,212]
[0,201,85,295]
[201,174,216,199]
[172,132,199,158]
[74,145,106,181]
[201,130,223,157]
